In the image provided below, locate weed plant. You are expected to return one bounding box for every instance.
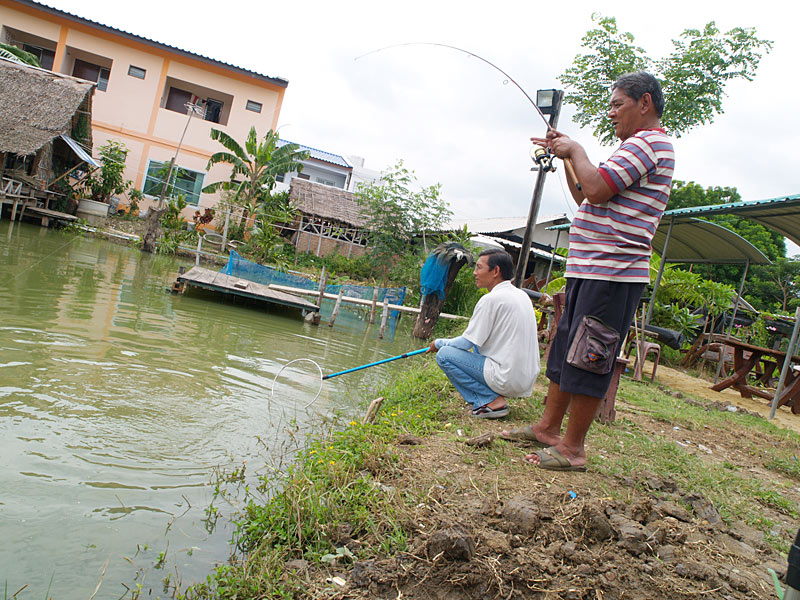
[183,362,449,599]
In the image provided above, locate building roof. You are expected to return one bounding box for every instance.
[279,139,351,169]
[289,179,366,227]
[653,218,770,265]
[663,194,800,249]
[0,57,94,155]
[548,217,771,265]
[11,0,288,88]
[447,213,570,235]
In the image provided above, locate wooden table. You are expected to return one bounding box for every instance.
[709,336,800,414]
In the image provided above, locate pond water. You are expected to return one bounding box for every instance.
[0,220,419,599]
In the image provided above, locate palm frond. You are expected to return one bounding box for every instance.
[209,129,249,163]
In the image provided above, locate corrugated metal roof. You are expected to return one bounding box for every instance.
[278,140,351,169]
[17,0,288,87]
[654,218,770,265]
[664,194,800,248]
[547,217,769,264]
[448,213,569,235]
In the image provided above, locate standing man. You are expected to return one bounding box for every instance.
[428,249,539,419]
[510,72,674,470]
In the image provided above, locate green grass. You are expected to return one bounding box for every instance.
[181,364,800,598]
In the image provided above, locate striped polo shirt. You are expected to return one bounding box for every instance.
[566,128,675,283]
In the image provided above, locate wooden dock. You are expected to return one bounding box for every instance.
[177,267,319,312]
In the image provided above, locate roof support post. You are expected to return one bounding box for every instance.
[714,258,750,383]
[770,306,800,419]
[645,215,675,326]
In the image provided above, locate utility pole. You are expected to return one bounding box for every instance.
[142,101,204,253]
[513,89,564,288]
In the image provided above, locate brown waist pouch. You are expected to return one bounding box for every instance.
[566,315,620,375]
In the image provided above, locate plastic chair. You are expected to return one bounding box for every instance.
[633,341,661,381]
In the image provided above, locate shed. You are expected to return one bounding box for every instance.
[0,57,95,187]
[288,178,369,258]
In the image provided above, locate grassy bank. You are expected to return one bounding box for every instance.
[181,360,800,599]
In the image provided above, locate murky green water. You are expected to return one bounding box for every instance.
[0,221,418,599]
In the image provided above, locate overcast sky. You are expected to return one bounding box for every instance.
[44,0,800,255]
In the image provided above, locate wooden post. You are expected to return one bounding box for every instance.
[329,288,344,327]
[363,397,384,424]
[316,230,323,256]
[195,236,203,266]
[369,288,379,324]
[311,266,327,326]
[378,296,390,339]
[222,209,231,250]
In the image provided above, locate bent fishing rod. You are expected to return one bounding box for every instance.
[355,42,580,188]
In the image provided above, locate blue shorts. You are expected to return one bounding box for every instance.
[546,278,645,399]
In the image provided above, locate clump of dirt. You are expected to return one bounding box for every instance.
[296,373,798,599]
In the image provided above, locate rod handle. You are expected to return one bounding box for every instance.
[563,158,581,191]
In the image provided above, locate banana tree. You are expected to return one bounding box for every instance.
[203,127,308,230]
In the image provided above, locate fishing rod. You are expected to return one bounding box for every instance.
[323,348,428,380]
[355,42,581,187]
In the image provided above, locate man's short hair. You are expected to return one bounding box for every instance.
[479,248,514,280]
[612,71,664,118]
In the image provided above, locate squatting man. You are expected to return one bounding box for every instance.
[427,248,540,419]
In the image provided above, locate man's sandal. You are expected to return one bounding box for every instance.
[471,405,509,419]
[499,425,547,446]
[529,447,587,472]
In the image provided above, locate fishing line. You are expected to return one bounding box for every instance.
[355,42,555,132]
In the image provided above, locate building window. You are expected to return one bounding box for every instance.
[128,65,146,79]
[22,44,54,70]
[204,98,223,124]
[245,99,262,113]
[315,177,336,187]
[165,87,193,113]
[72,58,110,91]
[142,160,204,206]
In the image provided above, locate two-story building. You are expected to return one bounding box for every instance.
[0,0,288,215]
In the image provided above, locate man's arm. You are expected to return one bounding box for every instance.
[531,132,614,205]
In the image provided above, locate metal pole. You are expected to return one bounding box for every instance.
[770,306,800,419]
[714,259,749,383]
[544,229,561,288]
[513,90,562,288]
[645,215,675,326]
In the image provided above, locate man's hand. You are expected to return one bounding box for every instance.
[426,340,438,354]
[530,130,580,159]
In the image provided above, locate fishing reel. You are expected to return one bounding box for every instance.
[530,145,557,173]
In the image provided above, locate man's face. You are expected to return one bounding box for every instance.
[473,255,497,289]
[607,88,643,140]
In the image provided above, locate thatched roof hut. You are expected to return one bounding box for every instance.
[0,58,94,156]
[289,178,366,227]
[288,179,369,258]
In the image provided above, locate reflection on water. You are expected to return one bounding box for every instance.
[0,221,416,598]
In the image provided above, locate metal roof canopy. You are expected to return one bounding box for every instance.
[653,217,771,265]
[664,194,800,248]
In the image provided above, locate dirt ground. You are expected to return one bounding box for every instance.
[300,366,799,599]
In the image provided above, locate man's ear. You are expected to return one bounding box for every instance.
[639,92,653,114]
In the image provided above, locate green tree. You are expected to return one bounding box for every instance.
[560,14,772,144]
[746,258,800,313]
[355,160,452,279]
[0,43,40,66]
[203,127,308,227]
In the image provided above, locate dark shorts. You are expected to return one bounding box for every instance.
[546,278,645,399]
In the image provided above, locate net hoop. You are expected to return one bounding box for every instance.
[270,358,324,410]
